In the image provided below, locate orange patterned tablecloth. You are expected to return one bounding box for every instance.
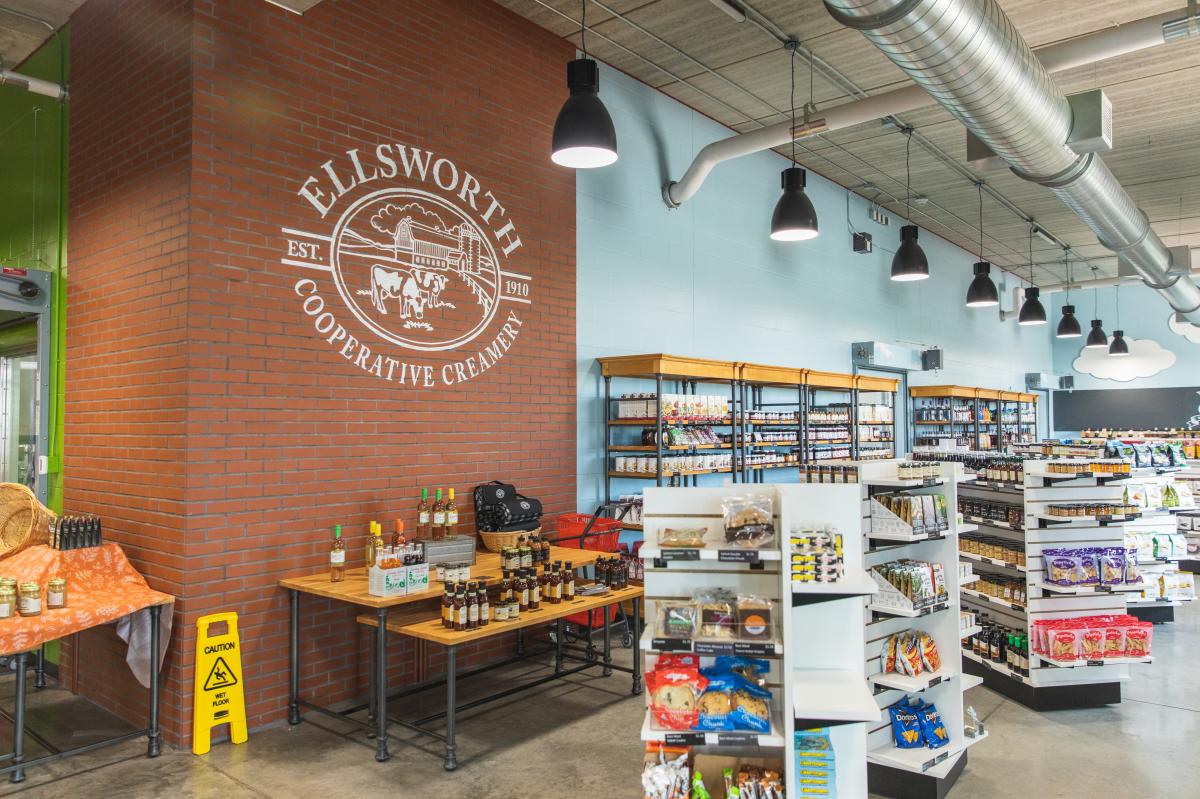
[0,544,173,657]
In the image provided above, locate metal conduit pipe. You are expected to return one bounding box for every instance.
[663,7,1197,208]
[0,68,67,101]
[822,0,1200,325]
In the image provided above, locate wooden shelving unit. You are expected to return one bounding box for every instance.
[909,385,1037,452]
[598,354,898,523]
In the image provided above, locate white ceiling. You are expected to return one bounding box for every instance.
[496,0,1200,284]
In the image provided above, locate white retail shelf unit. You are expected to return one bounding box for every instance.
[640,484,880,799]
[954,458,1161,711]
[1122,510,1198,623]
[853,460,978,798]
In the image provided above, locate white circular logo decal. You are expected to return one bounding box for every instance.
[282,143,532,387]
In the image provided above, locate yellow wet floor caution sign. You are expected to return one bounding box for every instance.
[193,611,248,755]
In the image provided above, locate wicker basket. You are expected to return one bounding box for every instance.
[0,483,56,560]
[479,527,540,553]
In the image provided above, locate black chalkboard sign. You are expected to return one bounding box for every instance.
[1053,387,1200,432]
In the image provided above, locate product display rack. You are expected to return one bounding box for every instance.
[639,484,885,799]
[956,459,1147,711]
[910,386,1037,452]
[856,460,983,799]
[598,355,898,524]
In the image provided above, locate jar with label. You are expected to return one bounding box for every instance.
[18,582,42,617]
[47,577,67,609]
[0,585,14,619]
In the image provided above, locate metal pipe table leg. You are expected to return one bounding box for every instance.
[516,628,525,656]
[602,603,612,677]
[631,596,643,695]
[443,646,458,771]
[34,646,45,690]
[148,604,162,757]
[555,618,564,674]
[367,630,378,738]
[375,607,389,762]
[288,589,301,725]
[10,652,25,783]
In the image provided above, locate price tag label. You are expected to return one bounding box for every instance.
[733,641,777,656]
[652,638,692,652]
[717,549,761,563]
[927,675,944,688]
[693,641,734,656]
[1085,659,1105,667]
[921,752,950,771]
[716,732,756,746]
[661,549,700,562]
[664,732,705,746]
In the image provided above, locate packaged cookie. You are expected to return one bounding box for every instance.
[722,495,776,548]
[695,686,733,731]
[645,659,707,731]
[696,590,737,640]
[736,595,775,641]
[658,527,707,548]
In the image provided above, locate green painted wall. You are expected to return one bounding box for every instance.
[0,29,68,515]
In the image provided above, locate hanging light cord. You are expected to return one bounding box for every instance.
[1028,225,1035,288]
[904,128,913,222]
[1092,265,1100,317]
[1116,286,1121,327]
[580,0,587,56]
[789,44,797,166]
[1065,249,1072,303]
[976,182,984,261]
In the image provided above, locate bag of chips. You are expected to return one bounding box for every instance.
[1099,547,1125,586]
[1169,442,1189,467]
[918,703,949,749]
[1132,443,1153,468]
[1151,443,1171,468]
[1077,548,1100,585]
[919,632,942,673]
[888,700,923,749]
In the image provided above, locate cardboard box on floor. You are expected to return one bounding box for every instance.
[692,754,784,799]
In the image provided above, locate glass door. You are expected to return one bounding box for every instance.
[0,352,39,489]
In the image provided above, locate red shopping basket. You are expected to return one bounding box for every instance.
[557,511,624,629]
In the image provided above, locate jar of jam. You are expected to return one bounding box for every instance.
[0,577,16,594]
[18,582,42,617]
[0,585,14,618]
[47,577,67,609]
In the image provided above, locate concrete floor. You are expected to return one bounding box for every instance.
[0,602,1196,798]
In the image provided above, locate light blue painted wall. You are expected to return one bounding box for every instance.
[1051,284,1200,390]
[575,64,1054,512]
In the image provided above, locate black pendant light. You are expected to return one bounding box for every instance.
[551,0,618,169]
[965,183,998,306]
[1109,330,1130,356]
[1109,287,1129,355]
[770,41,818,242]
[1017,226,1046,325]
[890,128,929,281]
[1056,250,1082,337]
[1085,268,1108,347]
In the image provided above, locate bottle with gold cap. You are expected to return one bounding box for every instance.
[444,488,459,538]
[432,489,446,540]
[365,521,379,568]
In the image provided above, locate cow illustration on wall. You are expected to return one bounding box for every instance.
[331,191,502,350]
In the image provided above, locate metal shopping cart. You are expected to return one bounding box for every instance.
[553,503,638,654]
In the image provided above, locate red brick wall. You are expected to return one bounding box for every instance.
[66,0,576,746]
[64,0,195,742]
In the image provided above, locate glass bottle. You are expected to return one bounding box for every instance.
[330,525,346,582]
[548,562,561,604]
[445,488,459,539]
[501,569,512,606]
[530,567,541,610]
[418,488,432,538]
[454,584,467,632]
[432,489,446,539]
[467,582,479,630]
[517,570,530,613]
[565,562,575,600]
[365,521,379,568]
[392,519,405,549]
[540,535,551,565]
[478,580,489,626]
[442,583,454,628]
[520,537,532,569]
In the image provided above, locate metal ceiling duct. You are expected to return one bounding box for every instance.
[823,0,1200,325]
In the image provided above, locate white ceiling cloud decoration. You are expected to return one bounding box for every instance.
[1167,313,1200,344]
[1073,337,1176,382]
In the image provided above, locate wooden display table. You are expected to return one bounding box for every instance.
[279,544,614,763]
[358,583,644,770]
